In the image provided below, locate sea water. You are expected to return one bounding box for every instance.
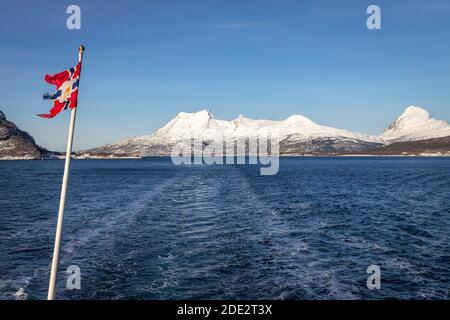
[0,157,449,299]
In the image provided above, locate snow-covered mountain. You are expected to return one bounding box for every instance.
[84,110,383,156]
[151,109,382,143]
[380,106,450,143]
[82,105,450,157]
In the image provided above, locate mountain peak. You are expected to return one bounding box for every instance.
[386,106,431,132]
[153,109,221,141]
[234,114,252,122]
[197,109,214,118]
[284,114,316,125]
[0,110,5,120]
[176,109,214,120]
[381,106,450,142]
[400,106,430,119]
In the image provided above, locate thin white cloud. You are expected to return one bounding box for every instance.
[419,2,450,14]
[392,1,450,16]
[212,21,273,30]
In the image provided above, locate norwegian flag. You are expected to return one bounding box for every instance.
[39,62,82,118]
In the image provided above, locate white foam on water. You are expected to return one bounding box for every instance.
[0,276,31,300]
[62,177,177,256]
[14,287,27,300]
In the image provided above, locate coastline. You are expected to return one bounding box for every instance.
[3,153,450,161]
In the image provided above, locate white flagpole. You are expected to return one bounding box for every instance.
[47,45,85,300]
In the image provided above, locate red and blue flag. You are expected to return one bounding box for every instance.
[39,62,82,118]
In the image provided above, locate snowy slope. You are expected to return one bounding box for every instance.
[85,109,383,156]
[84,106,450,156]
[380,106,450,143]
[149,109,381,142]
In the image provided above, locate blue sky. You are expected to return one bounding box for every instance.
[1,0,450,151]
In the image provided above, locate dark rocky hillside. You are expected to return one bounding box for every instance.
[354,136,450,155]
[0,110,46,159]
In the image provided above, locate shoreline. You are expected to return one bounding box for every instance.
[2,154,450,161]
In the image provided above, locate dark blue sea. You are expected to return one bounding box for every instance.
[0,157,449,300]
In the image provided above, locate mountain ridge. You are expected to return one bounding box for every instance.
[3,106,450,159]
[82,105,450,157]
